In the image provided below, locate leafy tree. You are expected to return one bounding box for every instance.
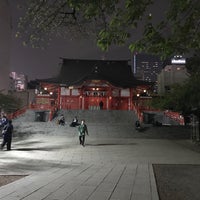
[16,0,200,58]
[130,0,200,58]
[15,0,153,50]
[0,93,22,114]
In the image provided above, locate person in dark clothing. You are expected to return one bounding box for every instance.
[0,115,8,128]
[78,120,88,147]
[70,116,79,127]
[135,120,141,130]
[58,114,65,126]
[99,101,103,110]
[1,120,13,151]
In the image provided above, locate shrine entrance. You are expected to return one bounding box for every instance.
[78,80,132,111]
[84,96,107,110]
[82,87,108,110]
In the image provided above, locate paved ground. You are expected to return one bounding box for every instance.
[1,134,200,199]
[0,110,199,200]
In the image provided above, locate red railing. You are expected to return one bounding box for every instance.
[132,104,144,122]
[7,106,27,120]
[6,104,58,121]
[164,110,185,125]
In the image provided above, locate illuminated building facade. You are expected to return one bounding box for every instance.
[9,72,28,91]
[33,58,152,111]
[157,56,188,95]
[133,53,163,83]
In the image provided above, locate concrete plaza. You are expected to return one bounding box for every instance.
[0,111,200,200]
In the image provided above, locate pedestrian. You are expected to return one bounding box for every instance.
[70,116,79,127]
[58,114,65,126]
[78,119,88,147]
[135,120,141,131]
[1,119,13,151]
[99,101,103,110]
[0,115,8,128]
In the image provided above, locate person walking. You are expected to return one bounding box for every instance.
[78,119,88,147]
[1,119,13,151]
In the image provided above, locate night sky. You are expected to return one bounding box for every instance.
[9,0,167,81]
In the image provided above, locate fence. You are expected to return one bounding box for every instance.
[7,106,27,120]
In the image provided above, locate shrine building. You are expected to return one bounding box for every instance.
[33,58,152,112]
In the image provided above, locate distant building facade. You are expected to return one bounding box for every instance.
[157,60,189,95]
[133,53,163,83]
[9,72,28,91]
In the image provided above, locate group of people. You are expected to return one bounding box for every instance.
[0,114,13,151]
[57,115,80,127]
[57,114,89,146]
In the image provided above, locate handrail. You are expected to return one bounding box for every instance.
[7,106,27,120]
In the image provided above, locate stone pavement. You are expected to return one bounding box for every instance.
[0,110,200,200]
[0,133,200,200]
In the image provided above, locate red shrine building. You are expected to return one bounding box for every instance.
[32,58,152,113]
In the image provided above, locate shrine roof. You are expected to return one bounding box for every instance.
[39,58,152,88]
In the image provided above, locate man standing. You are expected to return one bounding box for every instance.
[78,120,88,147]
[99,101,103,110]
[1,119,13,150]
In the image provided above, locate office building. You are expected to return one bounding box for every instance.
[133,53,163,83]
[9,72,28,91]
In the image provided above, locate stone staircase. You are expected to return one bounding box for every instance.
[58,110,137,124]
[13,110,138,138]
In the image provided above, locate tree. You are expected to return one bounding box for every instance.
[0,93,22,114]
[16,0,200,58]
[130,0,200,59]
[15,0,153,50]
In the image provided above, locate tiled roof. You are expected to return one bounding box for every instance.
[39,58,152,88]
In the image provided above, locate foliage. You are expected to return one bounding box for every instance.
[186,55,200,75]
[16,0,153,50]
[130,0,200,59]
[16,0,200,58]
[151,74,200,115]
[0,93,22,114]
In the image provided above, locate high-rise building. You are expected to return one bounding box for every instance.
[9,72,28,91]
[157,55,188,95]
[132,53,163,83]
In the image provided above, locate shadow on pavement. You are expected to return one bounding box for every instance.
[87,142,137,146]
[12,145,64,151]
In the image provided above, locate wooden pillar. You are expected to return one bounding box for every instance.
[57,86,61,109]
